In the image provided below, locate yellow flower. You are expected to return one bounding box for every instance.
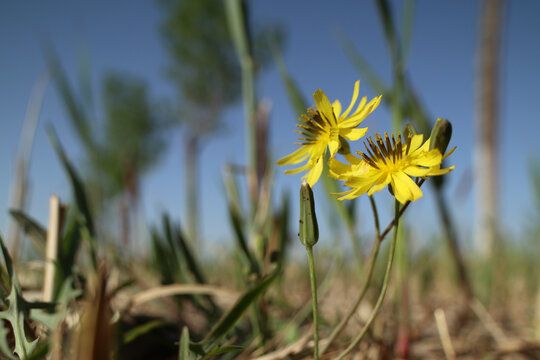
[277,81,382,186]
[329,132,455,204]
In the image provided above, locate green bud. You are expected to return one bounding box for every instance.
[429,118,452,155]
[299,180,319,247]
[337,136,351,156]
[402,123,417,139]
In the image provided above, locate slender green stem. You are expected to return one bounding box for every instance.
[378,179,424,242]
[306,245,319,360]
[336,200,401,360]
[320,237,381,355]
[320,196,381,355]
[369,195,381,238]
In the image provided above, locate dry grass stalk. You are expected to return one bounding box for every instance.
[72,266,114,360]
[130,283,240,308]
[43,194,60,302]
[434,308,456,360]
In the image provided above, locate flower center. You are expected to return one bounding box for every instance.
[358,132,412,171]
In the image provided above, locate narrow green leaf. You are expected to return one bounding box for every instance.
[46,127,96,241]
[276,193,290,270]
[47,128,93,233]
[401,0,415,62]
[199,270,279,353]
[46,48,94,151]
[268,34,308,117]
[124,320,167,345]
[335,30,388,95]
[53,212,84,300]
[175,223,221,316]
[375,0,399,62]
[223,167,260,275]
[162,214,182,279]
[176,225,206,284]
[202,345,243,359]
[151,229,175,284]
[225,0,252,63]
[178,326,190,360]
[8,210,46,257]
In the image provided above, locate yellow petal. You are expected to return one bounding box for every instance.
[337,183,372,200]
[403,165,432,177]
[305,157,324,186]
[442,146,456,160]
[367,173,391,196]
[328,137,340,158]
[408,134,424,153]
[415,150,442,167]
[328,158,351,179]
[344,152,363,165]
[339,95,381,128]
[332,100,342,119]
[340,127,368,141]
[276,146,310,166]
[391,172,423,204]
[313,89,337,127]
[419,137,431,152]
[329,157,369,180]
[428,165,455,176]
[340,80,360,119]
[344,168,378,188]
[284,163,310,174]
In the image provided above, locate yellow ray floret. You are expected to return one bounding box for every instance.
[329,132,455,204]
[277,80,382,186]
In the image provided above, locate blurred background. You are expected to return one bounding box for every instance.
[2,0,540,252]
[1,0,540,358]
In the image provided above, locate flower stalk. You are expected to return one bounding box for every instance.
[336,200,402,360]
[320,196,382,355]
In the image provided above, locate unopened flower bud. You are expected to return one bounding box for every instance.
[299,180,319,247]
[429,118,452,155]
[402,123,417,139]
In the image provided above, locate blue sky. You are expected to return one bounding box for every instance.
[1,1,539,253]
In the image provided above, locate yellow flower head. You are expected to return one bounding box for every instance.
[329,132,455,204]
[277,80,382,186]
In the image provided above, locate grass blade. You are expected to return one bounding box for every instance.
[375,0,398,61]
[175,225,206,284]
[8,210,46,257]
[335,29,388,96]
[46,127,95,237]
[198,270,279,354]
[223,166,260,275]
[46,48,94,151]
[179,327,190,360]
[401,0,415,62]
[268,34,307,117]
[124,320,168,345]
[47,127,97,271]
